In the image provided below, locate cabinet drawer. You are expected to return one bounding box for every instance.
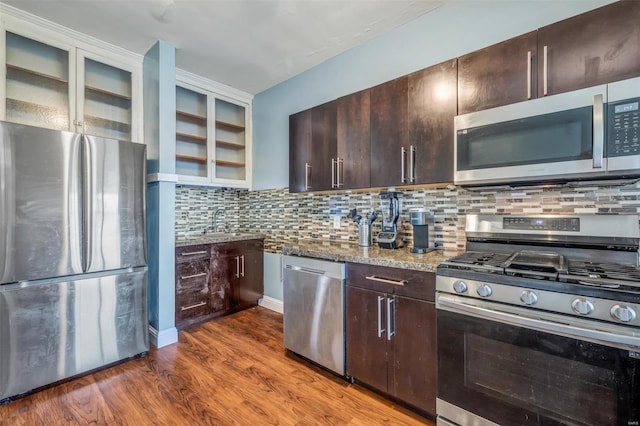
[176,293,210,324]
[176,245,210,263]
[176,260,210,293]
[346,263,435,302]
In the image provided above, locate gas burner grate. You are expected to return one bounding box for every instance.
[567,260,640,283]
[446,252,511,267]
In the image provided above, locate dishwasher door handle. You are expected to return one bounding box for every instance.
[285,265,326,276]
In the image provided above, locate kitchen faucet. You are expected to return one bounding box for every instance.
[212,208,225,233]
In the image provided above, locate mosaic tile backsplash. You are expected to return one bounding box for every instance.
[175,181,640,254]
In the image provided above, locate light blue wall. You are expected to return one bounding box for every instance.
[144,41,177,341]
[252,0,614,191]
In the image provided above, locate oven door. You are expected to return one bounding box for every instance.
[454,85,607,186]
[436,293,640,426]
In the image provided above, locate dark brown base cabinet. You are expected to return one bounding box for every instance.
[345,263,437,416]
[176,239,264,329]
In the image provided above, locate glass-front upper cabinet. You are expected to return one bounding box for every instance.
[2,28,141,142]
[214,97,248,183]
[175,74,252,189]
[176,85,210,181]
[78,54,135,141]
[4,31,73,131]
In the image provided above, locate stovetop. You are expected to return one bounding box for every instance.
[440,251,640,292]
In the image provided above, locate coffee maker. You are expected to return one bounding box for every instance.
[377,191,403,249]
[409,208,435,254]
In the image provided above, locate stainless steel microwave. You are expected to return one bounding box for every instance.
[454,77,640,186]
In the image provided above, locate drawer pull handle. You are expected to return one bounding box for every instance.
[365,275,407,286]
[181,301,207,311]
[181,250,207,256]
[181,272,207,280]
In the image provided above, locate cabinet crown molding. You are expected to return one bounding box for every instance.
[177,68,253,104]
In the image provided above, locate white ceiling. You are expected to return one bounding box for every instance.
[5,0,445,94]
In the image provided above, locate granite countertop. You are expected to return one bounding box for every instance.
[282,240,459,273]
[176,232,266,247]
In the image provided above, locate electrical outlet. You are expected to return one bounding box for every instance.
[333,215,341,229]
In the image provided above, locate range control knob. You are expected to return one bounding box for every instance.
[611,304,637,322]
[476,284,492,298]
[520,290,538,305]
[453,280,468,294]
[571,298,594,315]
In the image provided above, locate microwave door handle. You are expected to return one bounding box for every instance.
[437,295,640,351]
[593,94,604,169]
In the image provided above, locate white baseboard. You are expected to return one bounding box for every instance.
[148,325,178,348]
[259,296,283,314]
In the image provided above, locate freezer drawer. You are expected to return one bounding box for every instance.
[0,122,83,284]
[283,256,345,375]
[83,135,147,273]
[0,269,148,401]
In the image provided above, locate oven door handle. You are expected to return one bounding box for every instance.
[437,295,640,351]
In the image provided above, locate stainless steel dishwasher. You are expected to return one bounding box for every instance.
[283,255,345,376]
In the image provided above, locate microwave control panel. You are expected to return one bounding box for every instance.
[608,98,640,157]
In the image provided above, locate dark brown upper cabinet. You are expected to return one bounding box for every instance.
[311,101,337,191]
[289,101,337,193]
[370,76,409,188]
[538,0,640,97]
[408,59,458,184]
[458,31,538,115]
[337,89,371,189]
[289,109,312,193]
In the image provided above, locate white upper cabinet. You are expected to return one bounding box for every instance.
[176,71,253,189]
[0,12,142,142]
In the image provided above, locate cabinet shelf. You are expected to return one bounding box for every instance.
[85,85,131,101]
[177,154,208,164]
[6,63,68,84]
[177,110,207,123]
[84,114,131,131]
[177,132,207,143]
[6,97,59,113]
[216,140,245,149]
[216,120,245,132]
[215,160,245,167]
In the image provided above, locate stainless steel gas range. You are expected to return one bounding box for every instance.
[436,215,640,426]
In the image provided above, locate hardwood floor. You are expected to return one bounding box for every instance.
[0,307,434,425]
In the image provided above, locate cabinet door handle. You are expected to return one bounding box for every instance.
[181,272,207,280]
[593,94,605,169]
[526,50,532,100]
[337,157,343,188]
[181,301,206,311]
[235,256,240,278]
[377,295,386,338]
[181,250,207,256]
[366,275,407,286]
[305,162,312,190]
[409,145,416,183]
[241,255,245,277]
[331,158,336,188]
[400,147,407,184]
[387,297,395,341]
[543,45,548,96]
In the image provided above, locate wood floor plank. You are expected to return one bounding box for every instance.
[0,307,433,425]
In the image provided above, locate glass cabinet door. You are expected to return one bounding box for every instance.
[78,54,133,141]
[4,32,72,131]
[176,85,209,179]
[214,98,247,182]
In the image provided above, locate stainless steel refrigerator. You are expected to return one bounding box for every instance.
[0,121,148,402]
